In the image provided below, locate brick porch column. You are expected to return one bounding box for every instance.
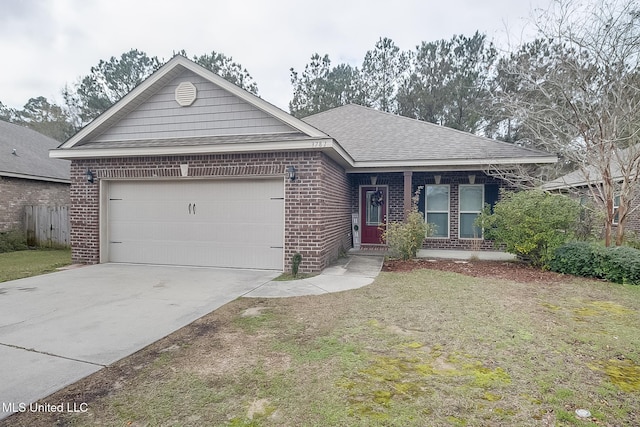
[403,171,413,220]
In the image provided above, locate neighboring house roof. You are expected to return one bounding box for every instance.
[0,120,69,183]
[543,145,640,191]
[303,104,556,168]
[51,55,555,171]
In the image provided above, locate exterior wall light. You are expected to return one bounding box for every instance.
[86,169,95,184]
[286,166,297,181]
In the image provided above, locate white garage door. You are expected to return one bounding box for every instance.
[106,179,284,270]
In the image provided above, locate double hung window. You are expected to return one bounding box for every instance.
[425,185,450,238]
[459,185,484,239]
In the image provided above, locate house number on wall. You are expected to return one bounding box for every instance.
[311,141,328,148]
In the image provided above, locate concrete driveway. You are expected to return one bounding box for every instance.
[0,264,278,419]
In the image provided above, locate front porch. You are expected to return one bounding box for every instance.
[349,171,512,252]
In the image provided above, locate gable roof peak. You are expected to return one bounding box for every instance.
[59,55,328,150]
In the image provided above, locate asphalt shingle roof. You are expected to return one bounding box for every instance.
[543,145,639,190]
[0,120,69,182]
[302,104,554,164]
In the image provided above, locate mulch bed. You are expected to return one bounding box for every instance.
[382,258,573,284]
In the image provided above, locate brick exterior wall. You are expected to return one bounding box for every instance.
[350,171,513,251]
[562,187,640,243]
[0,176,70,231]
[621,193,640,237]
[69,151,351,273]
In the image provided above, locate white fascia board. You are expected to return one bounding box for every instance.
[50,138,339,160]
[349,156,557,170]
[543,175,628,191]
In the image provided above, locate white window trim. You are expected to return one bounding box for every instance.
[613,194,620,225]
[425,184,450,239]
[459,184,484,240]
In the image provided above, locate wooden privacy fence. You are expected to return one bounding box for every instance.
[24,205,70,247]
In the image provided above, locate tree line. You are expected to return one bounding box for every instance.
[1,0,638,247]
[0,49,258,142]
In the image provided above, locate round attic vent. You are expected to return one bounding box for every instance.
[175,82,197,106]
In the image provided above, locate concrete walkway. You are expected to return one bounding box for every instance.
[417,249,516,261]
[349,248,516,261]
[245,255,384,298]
[245,249,516,299]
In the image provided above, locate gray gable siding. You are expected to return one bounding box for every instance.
[93,70,296,143]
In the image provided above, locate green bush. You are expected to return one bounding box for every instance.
[291,253,302,277]
[382,187,434,260]
[383,211,432,260]
[478,190,582,268]
[0,229,28,253]
[549,241,607,278]
[601,246,640,285]
[550,242,640,285]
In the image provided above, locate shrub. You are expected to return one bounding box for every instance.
[0,229,28,253]
[382,187,434,260]
[601,246,640,285]
[291,253,302,277]
[478,190,582,268]
[549,241,607,278]
[551,242,640,285]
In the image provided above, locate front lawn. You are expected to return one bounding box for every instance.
[0,249,72,283]
[3,262,640,426]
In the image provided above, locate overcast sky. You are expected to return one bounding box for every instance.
[1,0,551,112]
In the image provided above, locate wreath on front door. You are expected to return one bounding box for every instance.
[370,190,384,207]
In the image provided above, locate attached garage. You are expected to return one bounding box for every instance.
[102,178,284,270]
[51,56,352,273]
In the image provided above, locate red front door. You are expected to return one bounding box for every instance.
[360,186,387,244]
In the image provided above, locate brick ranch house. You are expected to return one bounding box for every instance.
[0,120,70,231]
[51,55,556,273]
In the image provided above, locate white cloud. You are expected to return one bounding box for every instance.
[0,0,547,111]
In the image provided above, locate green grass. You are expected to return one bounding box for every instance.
[272,272,318,281]
[0,249,72,282]
[6,266,640,427]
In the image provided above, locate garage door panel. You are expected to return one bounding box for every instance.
[107,179,284,270]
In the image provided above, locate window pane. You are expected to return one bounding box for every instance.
[427,212,448,237]
[426,185,449,211]
[460,213,482,238]
[367,192,382,225]
[460,185,483,211]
